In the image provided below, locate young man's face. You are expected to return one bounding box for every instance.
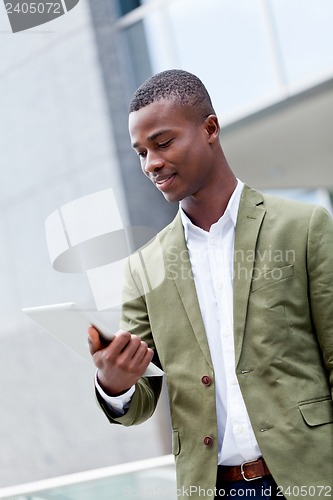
[129,99,219,204]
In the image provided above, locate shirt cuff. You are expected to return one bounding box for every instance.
[95,372,135,416]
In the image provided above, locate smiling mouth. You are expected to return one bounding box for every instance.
[154,174,176,190]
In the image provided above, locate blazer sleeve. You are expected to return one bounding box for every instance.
[96,255,163,426]
[307,205,333,397]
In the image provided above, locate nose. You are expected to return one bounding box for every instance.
[143,150,164,175]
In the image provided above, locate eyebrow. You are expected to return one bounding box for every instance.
[132,129,172,149]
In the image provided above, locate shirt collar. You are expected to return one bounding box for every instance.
[180,179,244,241]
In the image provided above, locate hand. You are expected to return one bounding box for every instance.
[88,327,154,396]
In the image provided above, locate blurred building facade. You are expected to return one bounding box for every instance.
[0,0,332,487]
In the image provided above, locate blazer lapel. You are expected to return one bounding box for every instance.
[233,186,266,366]
[165,214,213,368]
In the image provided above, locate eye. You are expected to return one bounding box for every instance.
[137,150,147,158]
[158,139,173,149]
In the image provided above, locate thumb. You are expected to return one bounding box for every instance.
[87,326,105,355]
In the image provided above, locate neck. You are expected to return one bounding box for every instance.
[181,175,237,231]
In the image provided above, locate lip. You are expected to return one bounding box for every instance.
[153,173,176,191]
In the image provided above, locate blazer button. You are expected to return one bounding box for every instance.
[203,436,213,447]
[201,375,212,386]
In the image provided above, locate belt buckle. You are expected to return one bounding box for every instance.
[241,460,262,482]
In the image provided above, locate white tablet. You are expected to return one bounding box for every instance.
[22,302,164,377]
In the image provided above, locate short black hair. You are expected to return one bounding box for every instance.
[129,69,215,120]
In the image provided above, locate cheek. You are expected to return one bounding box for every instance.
[185,139,207,164]
[139,160,148,176]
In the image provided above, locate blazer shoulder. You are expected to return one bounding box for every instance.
[241,184,330,221]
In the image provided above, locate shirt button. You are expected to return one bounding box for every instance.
[210,239,217,246]
[201,375,212,386]
[203,436,213,447]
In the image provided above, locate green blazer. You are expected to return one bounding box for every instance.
[97,186,333,500]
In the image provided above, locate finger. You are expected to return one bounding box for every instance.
[136,347,155,373]
[107,330,132,356]
[133,341,153,365]
[118,334,144,361]
[126,342,154,373]
[87,326,105,355]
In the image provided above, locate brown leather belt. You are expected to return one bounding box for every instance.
[218,458,270,482]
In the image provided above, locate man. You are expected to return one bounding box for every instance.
[88,70,333,500]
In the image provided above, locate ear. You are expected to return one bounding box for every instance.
[204,115,220,144]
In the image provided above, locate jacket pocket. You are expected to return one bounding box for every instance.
[251,264,294,292]
[298,397,333,427]
[172,430,180,456]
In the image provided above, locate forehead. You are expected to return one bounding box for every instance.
[129,99,194,143]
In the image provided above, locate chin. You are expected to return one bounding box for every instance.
[162,192,182,203]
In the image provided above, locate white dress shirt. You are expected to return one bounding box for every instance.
[96,180,262,465]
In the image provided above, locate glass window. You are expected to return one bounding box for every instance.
[123,0,333,120]
[118,0,142,17]
[269,0,333,85]
[121,20,152,91]
[144,0,282,119]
